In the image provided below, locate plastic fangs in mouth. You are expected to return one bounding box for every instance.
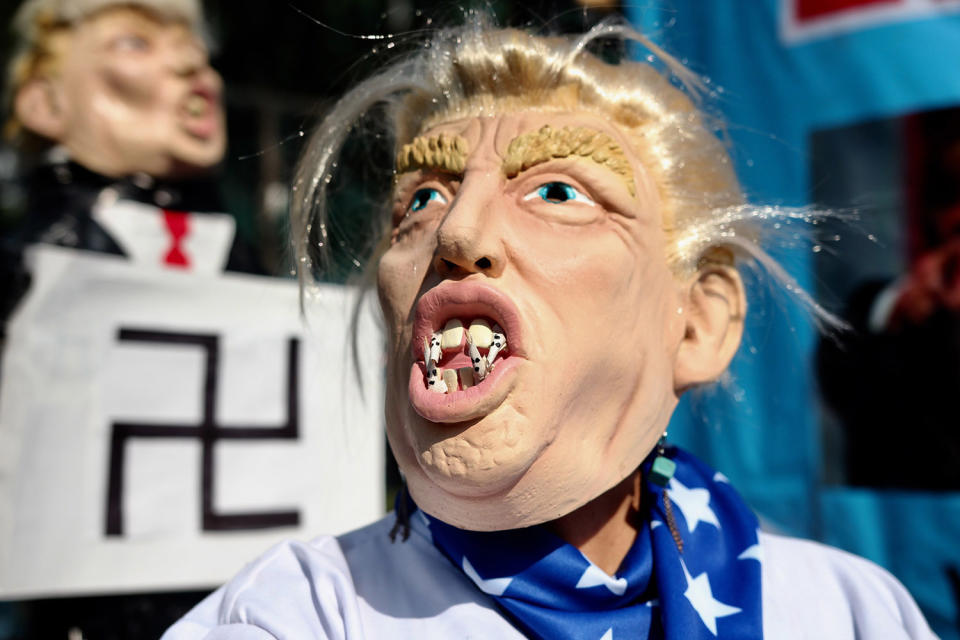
[421,318,507,393]
[185,93,210,117]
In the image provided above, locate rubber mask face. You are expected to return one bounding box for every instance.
[377,110,687,530]
[42,7,225,178]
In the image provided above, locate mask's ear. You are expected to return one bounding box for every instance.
[14,77,68,142]
[674,254,746,391]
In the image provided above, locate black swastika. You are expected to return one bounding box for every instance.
[105,329,301,536]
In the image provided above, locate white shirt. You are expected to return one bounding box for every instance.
[93,195,236,275]
[163,514,936,639]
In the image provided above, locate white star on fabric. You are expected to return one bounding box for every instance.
[644,598,660,607]
[737,543,763,563]
[462,556,513,596]
[713,472,730,483]
[681,560,742,636]
[651,520,663,530]
[668,477,720,534]
[575,564,628,596]
[599,629,613,640]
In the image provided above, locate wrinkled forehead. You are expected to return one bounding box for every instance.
[36,6,192,57]
[76,6,194,38]
[396,110,649,199]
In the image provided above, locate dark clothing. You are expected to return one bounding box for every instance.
[1,160,262,332]
[817,281,960,490]
[11,159,260,269]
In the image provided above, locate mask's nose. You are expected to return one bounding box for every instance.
[433,174,505,278]
[169,30,212,78]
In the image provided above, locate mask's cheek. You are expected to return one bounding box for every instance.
[102,63,157,107]
[376,249,420,345]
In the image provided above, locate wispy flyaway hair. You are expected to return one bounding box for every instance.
[291,14,845,328]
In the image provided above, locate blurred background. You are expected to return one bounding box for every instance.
[1,0,960,638]
[0,0,622,281]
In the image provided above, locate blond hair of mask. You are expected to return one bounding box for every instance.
[292,17,843,329]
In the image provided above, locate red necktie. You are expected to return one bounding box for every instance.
[162,209,190,267]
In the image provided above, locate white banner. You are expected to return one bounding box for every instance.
[0,245,385,597]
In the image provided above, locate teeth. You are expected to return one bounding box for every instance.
[486,324,507,365]
[186,94,208,117]
[429,369,447,393]
[467,319,493,349]
[420,318,509,392]
[442,369,458,394]
[466,332,488,381]
[423,337,442,392]
[427,366,444,392]
[457,367,475,389]
[440,319,464,350]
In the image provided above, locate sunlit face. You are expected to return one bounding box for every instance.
[43,7,225,178]
[377,111,688,530]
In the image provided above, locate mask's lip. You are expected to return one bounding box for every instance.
[411,281,525,361]
[407,356,521,423]
[178,76,222,140]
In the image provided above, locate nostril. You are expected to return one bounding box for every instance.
[475,257,492,270]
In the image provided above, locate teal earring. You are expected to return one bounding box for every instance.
[648,432,684,553]
[649,433,676,487]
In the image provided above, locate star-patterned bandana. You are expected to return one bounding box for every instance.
[419,447,763,640]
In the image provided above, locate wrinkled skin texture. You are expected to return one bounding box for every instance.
[19,7,225,178]
[377,111,689,530]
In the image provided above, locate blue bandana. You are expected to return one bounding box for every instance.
[418,447,763,640]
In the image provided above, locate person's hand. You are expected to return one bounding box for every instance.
[890,237,960,329]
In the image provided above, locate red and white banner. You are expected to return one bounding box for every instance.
[782,0,960,41]
[0,245,385,597]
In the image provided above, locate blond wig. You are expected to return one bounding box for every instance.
[292,17,842,326]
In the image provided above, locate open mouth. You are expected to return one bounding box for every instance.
[179,83,220,139]
[408,282,524,422]
[421,317,507,393]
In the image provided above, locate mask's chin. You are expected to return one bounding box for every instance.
[394,400,607,531]
[395,393,669,532]
[407,399,533,491]
[405,451,612,532]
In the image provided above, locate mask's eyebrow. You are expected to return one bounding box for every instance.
[501,125,636,197]
[396,133,469,175]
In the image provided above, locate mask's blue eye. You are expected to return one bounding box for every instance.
[524,181,595,206]
[409,188,447,213]
[111,34,151,52]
